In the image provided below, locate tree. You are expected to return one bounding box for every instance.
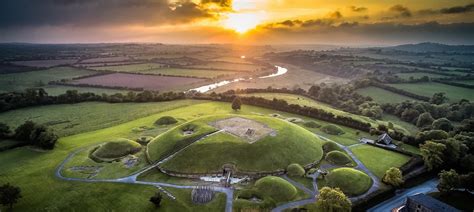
[432,118,454,132]
[430,93,448,105]
[317,187,351,212]
[420,141,446,170]
[231,96,242,111]
[0,183,22,210]
[0,123,11,138]
[14,121,36,142]
[416,112,434,128]
[149,192,162,208]
[438,169,460,192]
[382,167,404,187]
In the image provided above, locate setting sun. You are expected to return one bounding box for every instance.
[222,12,265,33]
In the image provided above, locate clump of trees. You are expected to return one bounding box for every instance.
[0,183,22,210]
[437,169,473,193]
[382,167,404,187]
[231,96,242,111]
[316,187,351,212]
[0,121,58,150]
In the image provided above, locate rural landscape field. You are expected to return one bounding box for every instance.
[0,0,473,212]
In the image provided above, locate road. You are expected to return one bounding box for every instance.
[367,178,438,212]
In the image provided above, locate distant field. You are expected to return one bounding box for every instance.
[92,63,239,78]
[69,73,206,91]
[43,85,126,96]
[0,100,203,137]
[188,61,263,72]
[0,67,98,93]
[10,59,77,67]
[239,93,414,135]
[80,56,130,64]
[395,72,446,79]
[213,56,252,64]
[356,86,418,104]
[350,144,411,178]
[388,82,474,102]
[451,80,474,85]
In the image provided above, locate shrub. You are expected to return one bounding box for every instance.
[303,121,321,128]
[255,176,297,202]
[432,118,454,132]
[317,187,351,212]
[321,124,345,135]
[325,150,352,166]
[287,163,305,177]
[91,138,141,161]
[154,116,178,126]
[382,167,404,187]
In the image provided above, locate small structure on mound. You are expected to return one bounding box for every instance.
[210,117,275,143]
[191,186,215,204]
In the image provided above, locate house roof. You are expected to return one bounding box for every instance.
[407,193,460,212]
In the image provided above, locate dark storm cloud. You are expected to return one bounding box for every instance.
[419,4,474,15]
[349,6,367,12]
[389,5,412,17]
[0,0,219,28]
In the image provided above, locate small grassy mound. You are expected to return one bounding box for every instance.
[136,136,153,144]
[321,124,345,135]
[325,151,353,166]
[287,163,305,177]
[322,141,343,153]
[91,138,141,161]
[303,121,321,128]
[155,116,178,125]
[326,168,372,196]
[255,176,297,202]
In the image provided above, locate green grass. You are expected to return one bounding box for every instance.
[388,82,474,102]
[325,167,372,196]
[395,72,446,79]
[350,144,411,178]
[255,176,297,203]
[92,63,239,78]
[0,100,203,137]
[91,138,141,160]
[239,92,413,135]
[356,86,418,104]
[156,115,324,173]
[0,67,98,93]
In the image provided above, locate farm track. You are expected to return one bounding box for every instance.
[56,131,377,212]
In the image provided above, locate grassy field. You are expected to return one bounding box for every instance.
[0,100,203,137]
[239,92,414,135]
[155,115,324,173]
[0,67,98,93]
[395,72,447,79]
[92,63,238,78]
[356,86,418,104]
[388,82,474,102]
[350,145,411,178]
[0,101,367,210]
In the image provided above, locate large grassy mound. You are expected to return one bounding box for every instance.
[149,115,324,173]
[325,151,353,166]
[255,176,297,202]
[326,168,372,196]
[91,138,141,161]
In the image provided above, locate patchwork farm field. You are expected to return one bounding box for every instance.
[69,73,206,91]
[0,67,98,93]
[92,63,240,78]
[189,61,264,72]
[10,59,77,67]
[356,86,418,104]
[395,72,447,79]
[388,82,474,102]
[42,85,126,95]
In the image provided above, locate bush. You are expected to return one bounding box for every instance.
[321,124,345,135]
[303,121,321,128]
[91,139,141,161]
[287,163,305,177]
[432,118,454,132]
[154,116,178,126]
[382,167,404,187]
[255,176,297,202]
[325,150,352,166]
[323,142,343,153]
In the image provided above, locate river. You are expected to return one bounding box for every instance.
[190,65,288,93]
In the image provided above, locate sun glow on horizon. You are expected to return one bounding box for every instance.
[222,12,265,33]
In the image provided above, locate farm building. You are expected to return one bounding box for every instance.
[377,133,393,145]
[396,193,460,212]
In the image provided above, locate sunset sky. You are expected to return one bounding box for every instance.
[1,0,473,45]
